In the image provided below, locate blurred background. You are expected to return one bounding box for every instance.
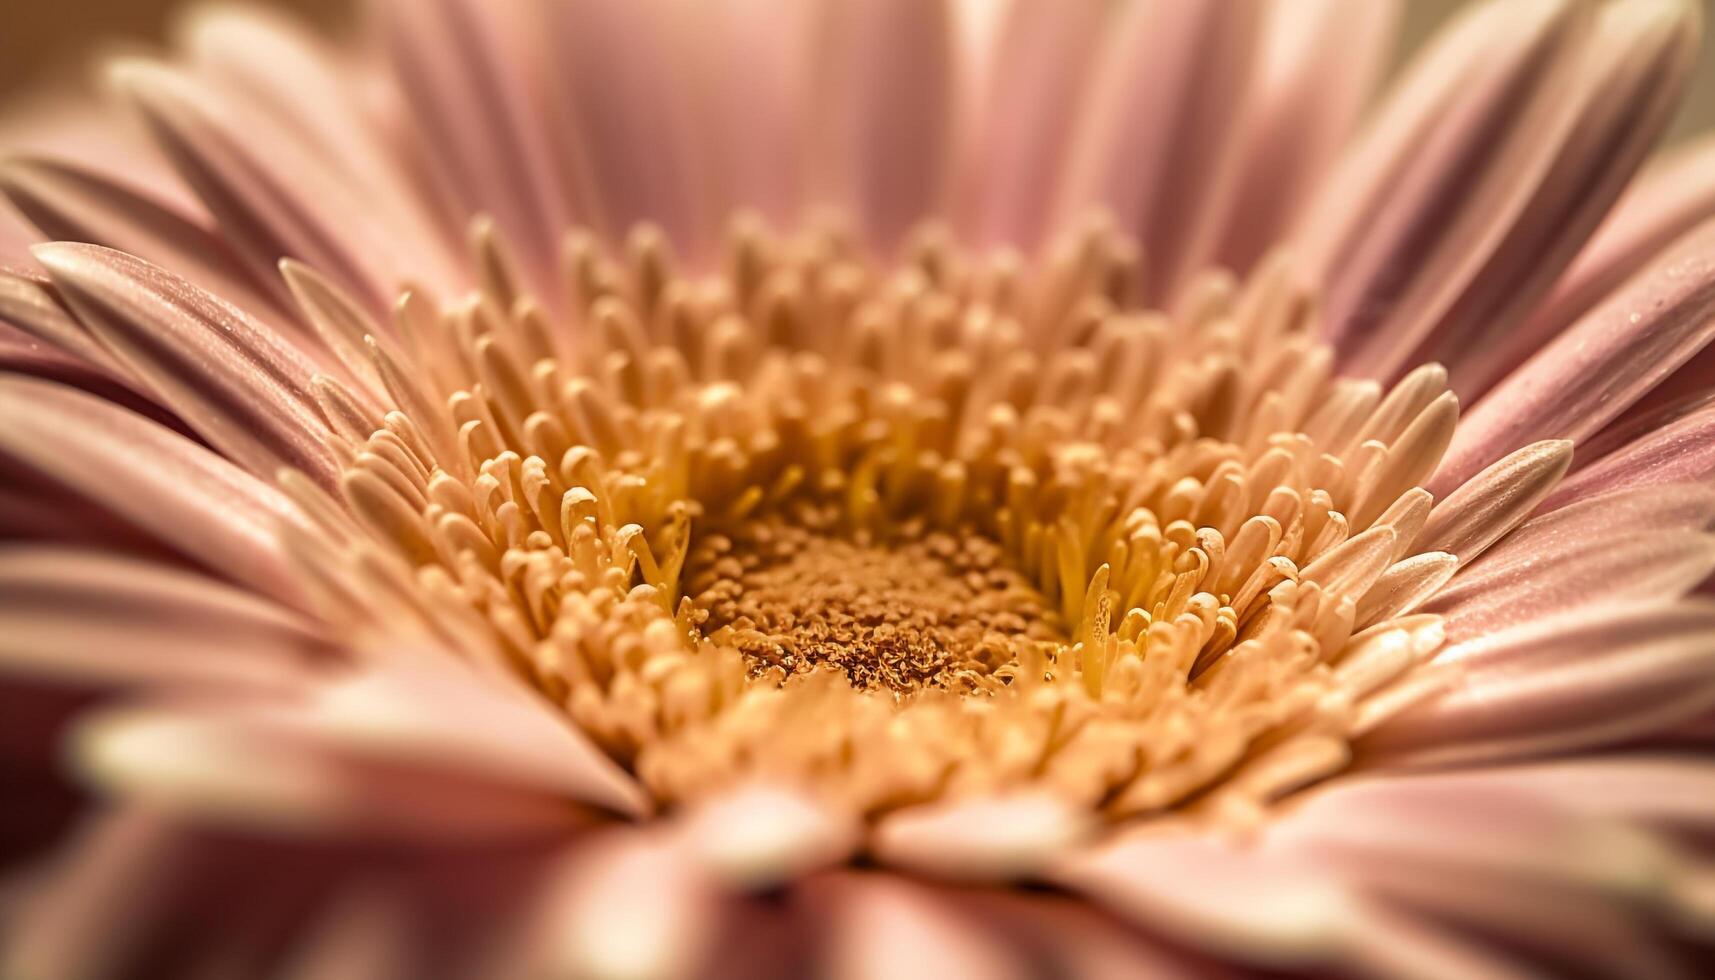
[3,0,1714,142]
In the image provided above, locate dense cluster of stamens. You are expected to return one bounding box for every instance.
[275,212,1460,819]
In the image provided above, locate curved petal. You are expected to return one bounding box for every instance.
[1362,601,1715,766]
[1057,0,1263,303]
[957,0,1107,250]
[821,874,1029,980]
[1548,395,1715,506]
[1215,0,1401,274]
[815,0,957,257]
[870,792,1091,883]
[375,0,566,290]
[1298,0,1594,378]
[1468,130,1715,397]
[0,545,326,691]
[0,375,313,609]
[1432,214,1715,493]
[32,242,341,487]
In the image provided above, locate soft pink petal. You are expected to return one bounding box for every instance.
[1057,0,1262,303]
[108,58,420,310]
[1299,0,1593,378]
[1546,395,1715,507]
[0,375,313,609]
[1464,131,1715,398]
[957,0,1107,249]
[1361,601,1715,767]
[529,830,713,980]
[1053,830,1355,966]
[677,783,856,891]
[544,0,707,256]
[821,874,1028,980]
[1432,214,1715,494]
[815,0,957,257]
[33,241,342,487]
[674,0,813,231]
[1215,0,1402,274]
[0,545,326,691]
[1411,0,1703,390]
[0,156,295,328]
[870,792,1090,883]
[1272,777,1684,978]
[375,0,566,290]
[1426,528,1715,645]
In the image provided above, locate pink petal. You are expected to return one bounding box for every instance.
[1428,486,1715,641]
[375,0,567,290]
[0,546,326,691]
[108,58,420,310]
[545,0,707,255]
[956,0,1107,249]
[1215,0,1402,274]
[1432,214,1715,494]
[1057,0,1262,303]
[1465,131,1715,398]
[1361,601,1715,767]
[530,830,713,980]
[1546,395,1715,507]
[815,0,957,257]
[870,792,1090,883]
[0,156,296,329]
[1420,439,1573,564]
[0,376,312,609]
[1053,831,1355,966]
[821,874,1028,980]
[677,783,856,890]
[674,0,813,231]
[1300,0,1593,378]
[32,241,341,487]
[1413,0,1703,392]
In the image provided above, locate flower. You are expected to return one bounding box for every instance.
[3,0,1715,976]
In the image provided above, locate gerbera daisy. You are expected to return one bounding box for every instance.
[3,0,1715,976]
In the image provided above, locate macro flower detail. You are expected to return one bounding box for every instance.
[2,0,1715,977]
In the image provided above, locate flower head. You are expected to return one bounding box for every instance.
[3,0,1715,977]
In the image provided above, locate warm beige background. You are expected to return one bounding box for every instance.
[3,0,1714,142]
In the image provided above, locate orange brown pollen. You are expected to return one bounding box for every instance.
[278,213,1458,820]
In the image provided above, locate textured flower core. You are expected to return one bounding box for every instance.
[288,215,1458,818]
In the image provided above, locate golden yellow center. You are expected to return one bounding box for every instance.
[289,215,1455,818]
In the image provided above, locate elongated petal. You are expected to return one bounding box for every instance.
[870,793,1090,883]
[531,831,713,980]
[679,783,855,890]
[823,875,1028,980]
[1414,0,1702,389]
[0,546,324,691]
[816,0,956,256]
[1430,530,1715,643]
[1058,0,1262,303]
[1547,396,1715,506]
[108,58,417,309]
[1362,602,1715,766]
[376,0,566,290]
[545,0,706,255]
[1300,0,1593,377]
[1216,0,1401,273]
[1468,131,1715,397]
[1421,440,1573,564]
[958,0,1107,249]
[1055,832,1355,965]
[0,376,311,609]
[676,0,812,231]
[1433,215,1715,492]
[33,242,341,486]
[0,156,293,326]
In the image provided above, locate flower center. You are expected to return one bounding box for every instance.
[684,512,1063,695]
[289,215,1453,818]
